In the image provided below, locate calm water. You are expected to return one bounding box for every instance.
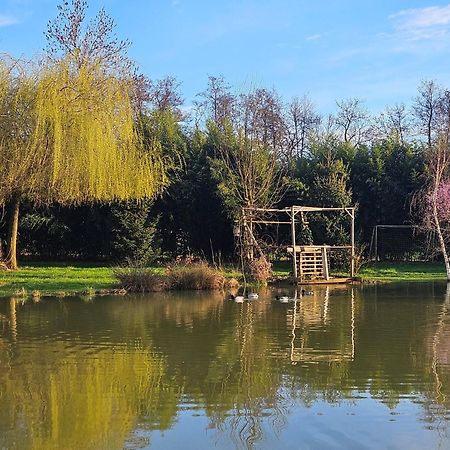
[0,283,449,450]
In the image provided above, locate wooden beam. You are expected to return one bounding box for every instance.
[375,224,419,228]
[242,207,286,213]
[252,220,297,225]
[290,245,352,250]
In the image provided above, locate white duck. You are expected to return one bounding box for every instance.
[230,294,245,303]
[247,293,259,300]
[275,295,290,303]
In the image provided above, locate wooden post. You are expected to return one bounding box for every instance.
[374,225,378,262]
[248,211,254,261]
[291,206,298,279]
[322,247,329,280]
[350,208,355,278]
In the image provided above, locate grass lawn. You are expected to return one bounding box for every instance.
[0,262,240,297]
[358,261,447,281]
[0,262,118,297]
[272,259,448,282]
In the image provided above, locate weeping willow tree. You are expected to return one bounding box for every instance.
[0,0,173,269]
[0,55,170,269]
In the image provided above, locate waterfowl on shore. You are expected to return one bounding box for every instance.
[247,293,259,300]
[275,295,290,303]
[230,294,245,303]
[301,289,313,296]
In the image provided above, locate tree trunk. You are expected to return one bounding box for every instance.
[5,194,20,270]
[432,198,450,280]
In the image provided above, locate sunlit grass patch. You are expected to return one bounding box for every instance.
[0,263,116,297]
[359,262,446,281]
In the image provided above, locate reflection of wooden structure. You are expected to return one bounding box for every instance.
[288,288,356,364]
[240,205,356,283]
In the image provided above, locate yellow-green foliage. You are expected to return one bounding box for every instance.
[0,54,170,206]
[0,56,38,202]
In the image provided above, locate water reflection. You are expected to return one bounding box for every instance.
[289,287,355,363]
[0,284,449,449]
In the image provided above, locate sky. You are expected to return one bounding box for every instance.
[2,0,450,113]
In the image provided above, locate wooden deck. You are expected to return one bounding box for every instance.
[293,277,354,285]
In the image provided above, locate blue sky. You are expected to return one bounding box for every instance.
[2,0,450,113]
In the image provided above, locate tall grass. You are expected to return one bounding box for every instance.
[113,262,230,293]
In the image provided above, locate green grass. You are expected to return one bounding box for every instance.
[272,259,292,278]
[272,259,448,282]
[0,262,240,297]
[0,262,117,297]
[358,261,447,281]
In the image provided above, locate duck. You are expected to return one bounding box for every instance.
[247,293,259,300]
[230,294,245,303]
[301,289,313,296]
[275,295,290,303]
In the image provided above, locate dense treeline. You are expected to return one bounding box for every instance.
[2,0,449,269]
[4,75,431,265]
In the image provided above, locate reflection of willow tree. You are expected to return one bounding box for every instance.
[0,301,178,450]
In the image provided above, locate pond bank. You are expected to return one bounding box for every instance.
[0,263,240,298]
[0,261,447,298]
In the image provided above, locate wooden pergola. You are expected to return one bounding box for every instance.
[240,205,356,283]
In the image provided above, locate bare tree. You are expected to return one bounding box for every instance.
[285,95,321,159]
[198,75,235,125]
[335,98,370,146]
[206,85,287,265]
[239,88,286,156]
[45,0,132,72]
[413,80,441,147]
[377,103,411,144]
[148,76,183,118]
[419,138,450,279]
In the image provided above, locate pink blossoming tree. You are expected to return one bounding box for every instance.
[422,138,450,280]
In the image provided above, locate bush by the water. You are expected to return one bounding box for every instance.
[113,266,165,292]
[247,256,272,283]
[114,262,230,292]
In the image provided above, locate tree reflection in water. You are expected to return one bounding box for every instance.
[0,285,449,449]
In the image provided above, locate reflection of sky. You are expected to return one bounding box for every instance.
[137,398,446,450]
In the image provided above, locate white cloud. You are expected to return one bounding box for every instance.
[0,14,18,27]
[389,4,450,41]
[306,33,322,41]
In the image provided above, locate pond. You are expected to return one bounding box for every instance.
[0,283,449,450]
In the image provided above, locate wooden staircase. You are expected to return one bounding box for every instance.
[297,246,329,281]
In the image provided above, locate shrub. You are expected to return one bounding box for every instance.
[114,262,229,292]
[113,266,165,293]
[247,256,272,283]
[167,263,226,290]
